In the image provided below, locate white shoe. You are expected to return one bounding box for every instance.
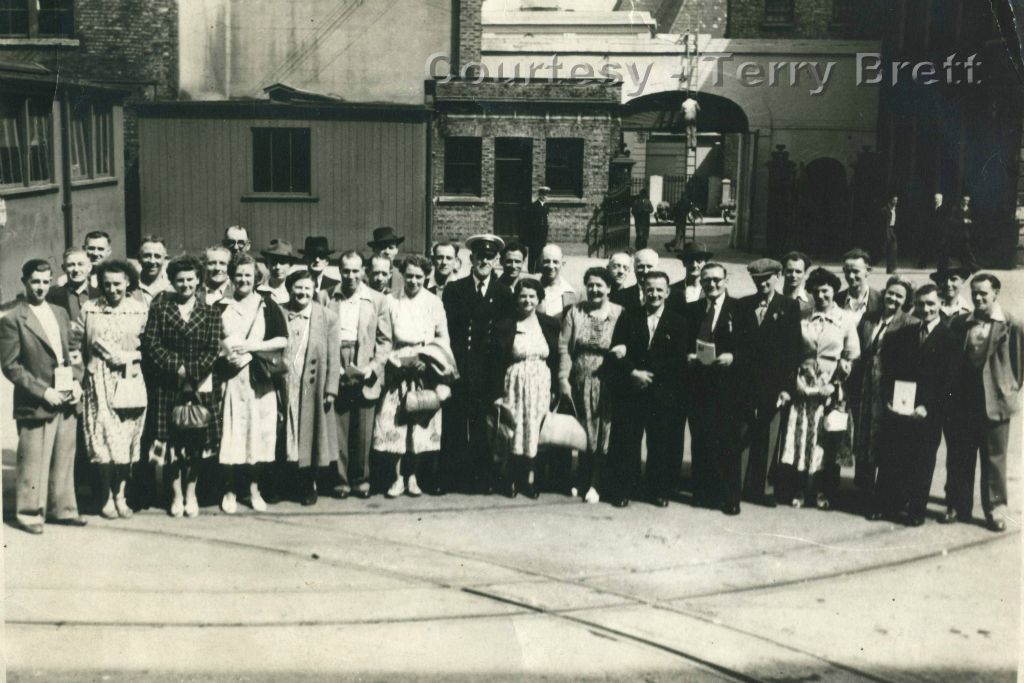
[169,496,184,518]
[221,492,237,515]
[184,495,200,518]
[115,496,133,519]
[386,479,405,498]
[406,476,422,497]
[584,487,600,504]
[249,488,267,512]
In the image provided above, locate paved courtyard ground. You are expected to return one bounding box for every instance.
[2,223,1022,681]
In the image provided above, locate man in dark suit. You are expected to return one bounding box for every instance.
[520,186,550,273]
[442,234,515,493]
[607,271,687,508]
[949,195,979,272]
[920,193,951,268]
[736,259,802,507]
[871,284,959,525]
[610,248,658,314]
[666,241,711,313]
[879,195,899,274]
[944,274,1023,532]
[46,248,97,324]
[367,227,405,294]
[0,259,87,534]
[300,236,340,293]
[685,263,746,515]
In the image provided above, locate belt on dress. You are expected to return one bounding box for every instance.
[518,354,547,361]
[818,354,839,362]
[339,340,357,349]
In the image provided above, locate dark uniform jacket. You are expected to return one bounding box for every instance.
[443,275,514,400]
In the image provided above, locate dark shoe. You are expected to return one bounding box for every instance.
[48,517,87,527]
[301,490,318,507]
[987,517,1007,532]
[17,521,44,535]
[262,491,282,505]
[650,497,669,508]
[505,481,518,499]
[429,486,447,496]
[611,498,629,508]
[354,488,371,500]
[939,509,959,524]
[722,504,741,516]
[905,516,925,527]
[523,485,540,500]
[332,487,350,500]
[866,510,884,522]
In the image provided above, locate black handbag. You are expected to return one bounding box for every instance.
[245,298,287,386]
[171,383,210,432]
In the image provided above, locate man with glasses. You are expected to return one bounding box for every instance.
[610,248,658,313]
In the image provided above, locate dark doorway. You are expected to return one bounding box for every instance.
[494,138,533,239]
[797,157,849,255]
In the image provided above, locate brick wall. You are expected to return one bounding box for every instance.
[669,0,728,38]
[727,0,882,39]
[433,79,621,245]
[458,0,483,69]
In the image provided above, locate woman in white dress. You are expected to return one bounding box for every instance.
[372,255,452,498]
[217,253,288,514]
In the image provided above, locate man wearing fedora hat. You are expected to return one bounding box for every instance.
[521,186,550,274]
[368,226,405,294]
[736,258,802,507]
[442,233,514,493]
[300,236,340,293]
[667,241,712,312]
[257,239,298,305]
[931,258,973,323]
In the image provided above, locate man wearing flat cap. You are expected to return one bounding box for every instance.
[931,258,973,323]
[442,234,515,493]
[300,236,340,293]
[368,226,405,294]
[521,186,550,274]
[257,239,297,305]
[736,258,802,506]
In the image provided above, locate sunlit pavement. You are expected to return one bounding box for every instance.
[2,225,1021,682]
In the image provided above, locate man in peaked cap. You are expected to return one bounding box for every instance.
[441,233,514,494]
[300,236,340,292]
[368,226,405,294]
[736,258,802,507]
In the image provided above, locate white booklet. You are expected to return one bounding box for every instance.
[892,380,917,415]
[696,340,717,366]
[54,366,75,392]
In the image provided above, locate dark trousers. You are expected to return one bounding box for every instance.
[634,216,651,250]
[877,415,942,519]
[690,397,743,508]
[884,229,898,273]
[609,396,682,501]
[945,413,1010,519]
[441,382,494,491]
[525,242,545,274]
[740,406,781,500]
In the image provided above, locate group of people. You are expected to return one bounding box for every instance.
[2,224,1020,535]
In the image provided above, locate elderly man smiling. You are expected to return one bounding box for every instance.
[537,244,577,320]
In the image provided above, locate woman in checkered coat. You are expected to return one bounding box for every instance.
[141,254,223,518]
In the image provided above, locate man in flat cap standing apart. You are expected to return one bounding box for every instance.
[368,227,406,294]
[737,259,802,506]
[300,236,340,293]
[521,186,550,274]
[442,234,514,494]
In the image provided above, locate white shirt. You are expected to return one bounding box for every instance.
[137,274,173,305]
[472,274,491,297]
[646,305,664,346]
[540,277,574,317]
[684,281,703,304]
[205,281,229,306]
[28,302,65,365]
[705,295,725,331]
[681,98,699,120]
[333,283,369,343]
[257,281,289,306]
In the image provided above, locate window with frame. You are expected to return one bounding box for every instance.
[0,0,73,38]
[69,101,114,181]
[443,136,482,195]
[252,127,311,194]
[544,138,584,198]
[764,0,794,25]
[0,97,53,188]
[832,0,855,25]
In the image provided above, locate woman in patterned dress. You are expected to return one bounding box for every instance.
[558,267,623,504]
[495,279,560,499]
[141,255,223,518]
[777,267,861,510]
[372,255,452,498]
[217,253,288,514]
[81,260,149,519]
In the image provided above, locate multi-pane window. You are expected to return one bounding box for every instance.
[69,101,115,181]
[252,128,311,194]
[0,0,73,38]
[0,97,53,188]
[443,136,482,195]
[764,0,794,25]
[545,138,584,197]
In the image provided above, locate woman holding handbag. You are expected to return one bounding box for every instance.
[216,253,288,514]
[141,255,223,518]
[81,260,149,519]
[777,267,861,510]
[558,267,623,504]
[495,279,560,499]
[372,255,452,498]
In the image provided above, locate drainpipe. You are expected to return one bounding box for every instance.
[59,93,74,249]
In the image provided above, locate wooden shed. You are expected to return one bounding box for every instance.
[136,93,432,256]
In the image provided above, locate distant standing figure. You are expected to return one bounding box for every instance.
[631,187,654,250]
[521,186,550,273]
[880,195,899,274]
[681,96,700,151]
[950,195,979,272]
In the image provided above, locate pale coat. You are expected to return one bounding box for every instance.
[951,311,1024,421]
[318,283,392,400]
[290,302,343,468]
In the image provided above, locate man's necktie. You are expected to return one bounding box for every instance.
[478,281,486,299]
[756,299,768,326]
[698,302,714,341]
[871,319,889,353]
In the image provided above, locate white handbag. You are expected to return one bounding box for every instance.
[823,409,849,433]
